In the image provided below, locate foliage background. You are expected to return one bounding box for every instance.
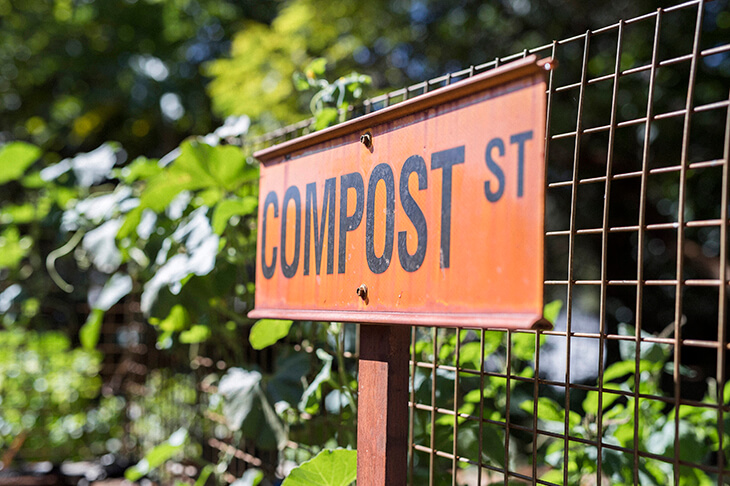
[1,0,729,484]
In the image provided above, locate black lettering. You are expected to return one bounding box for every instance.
[261,191,278,279]
[304,178,336,276]
[485,138,505,203]
[510,131,533,198]
[338,172,365,274]
[431,146,464,269]
[280,186,301,278]
[398,155,428,272]
[366,163,395,274]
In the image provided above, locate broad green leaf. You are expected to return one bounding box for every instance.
[603,359,637,382]
[80,308,104,350]
[118,156,162,183]
[179,324,211,343]
[458,342,483,369]
[543,299,563,325]
[0,142,42,185]
[582,383,622,416]
[139,171,196,212]
[197,187,224,206]
[521,397,565,423]
[249,319,293,350]
[512,332,536,361]
[282,449,356,486]
[212,196,258,234]
[174,141,250,192]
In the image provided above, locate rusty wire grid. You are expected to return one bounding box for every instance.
[246,0,730,484]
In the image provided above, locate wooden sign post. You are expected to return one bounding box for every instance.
[250,55,552,485]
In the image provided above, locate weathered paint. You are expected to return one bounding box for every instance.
[249,56,551,329]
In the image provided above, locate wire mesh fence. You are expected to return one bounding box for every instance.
[246,0,730,484]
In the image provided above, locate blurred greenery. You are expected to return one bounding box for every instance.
[0,0,729,484]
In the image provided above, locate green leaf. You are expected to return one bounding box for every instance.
[582,383,622,416]
[0,226,32,270]
[305,58,327,77]
[293,72,311,91]
[139,171,196,212]
[249,319,293,350]
[543,299,563,325]
[534,397,564,422]
[157,305,190,332]
[314,107,339,130]
[117,205,143,240]
[125,428,188,481]
[512,332,535,361]
[80,308,104,350]
[0,203,43,225]
[179,325,211,343]
[175,141,250,192]
[282,449,356,486]
[0,142,42,185]
[195,465,215,486]
[480,424,506,467]
[212,196,258,234]
[118,156,162,183]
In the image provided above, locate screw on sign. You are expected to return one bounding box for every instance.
[249,56,553,485]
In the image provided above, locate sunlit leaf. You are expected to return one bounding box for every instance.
[0,142,42,185]
[231,469,263,486]
[282,449,356,486]
[249,319,293,350]
[80,309,104,350]
[212,196,258,234]
[125,428,188,481]
[543,299,563,325]
[157,305,190,332]
[91,272,133,311]
[0,226,32,270]
[218,368,262,430]
[179,324,211,343]
[82,219,123,273]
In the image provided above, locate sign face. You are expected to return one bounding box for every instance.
[249,56,551,329]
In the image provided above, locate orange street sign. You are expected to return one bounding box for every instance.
[249,56,552,329]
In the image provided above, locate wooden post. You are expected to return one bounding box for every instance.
[357,324,410,485]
